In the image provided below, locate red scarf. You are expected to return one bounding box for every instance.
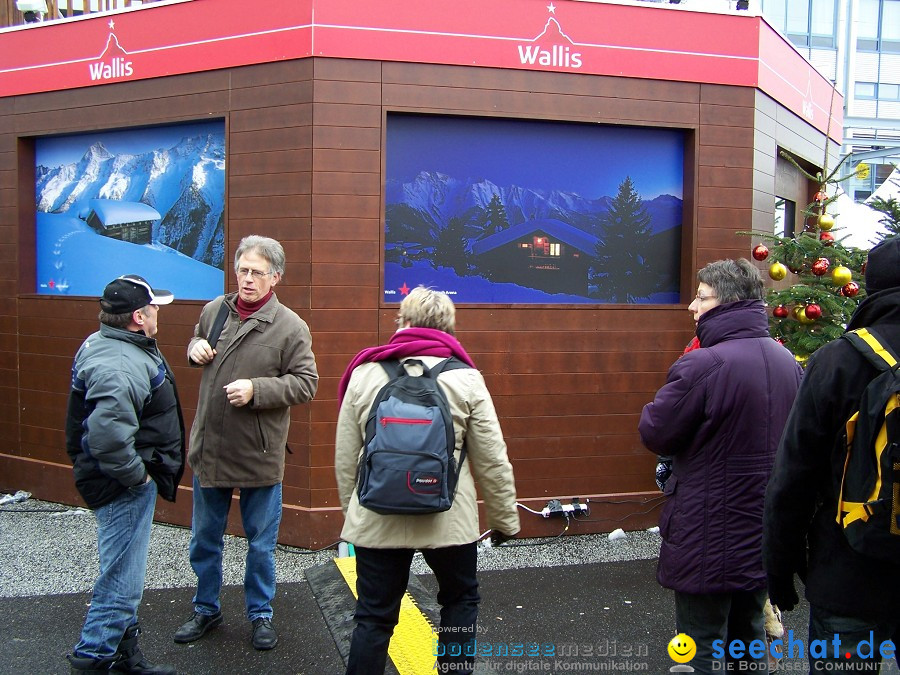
[683,336,701,354]
[236,290,273,321]
[337,327,476,405]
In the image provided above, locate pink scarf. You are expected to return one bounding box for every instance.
[337,327,476,405]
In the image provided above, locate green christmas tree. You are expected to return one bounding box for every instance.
[742,152,869,363]
[868,192,900,242]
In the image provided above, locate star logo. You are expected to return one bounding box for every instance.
[108,19,115,29]
[399,282,410,295]
[547,2,556,13]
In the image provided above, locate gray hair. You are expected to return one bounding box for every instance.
[234,235,285,277]
[397,286,456,334]
[697,258,764,303]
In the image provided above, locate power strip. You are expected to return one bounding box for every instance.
[541,498,590,518]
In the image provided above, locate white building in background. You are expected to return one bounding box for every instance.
[757,0,900,200]
[627,0,899,201]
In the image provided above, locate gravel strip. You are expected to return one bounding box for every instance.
[0,497,661,598]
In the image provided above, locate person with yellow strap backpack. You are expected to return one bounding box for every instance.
[836,327,900,560]
[765,237,900,673]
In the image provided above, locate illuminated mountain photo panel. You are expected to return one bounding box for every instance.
[384,114,685,304]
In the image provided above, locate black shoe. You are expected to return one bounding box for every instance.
[67,653,117,674]
[113,624,176,674]
[173,611,223,644]
[251,617,278,651]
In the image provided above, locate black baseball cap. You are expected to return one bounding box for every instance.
[100,274,174,314]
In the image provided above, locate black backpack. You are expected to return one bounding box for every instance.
[357,357,470,515]
[836,327,900,562]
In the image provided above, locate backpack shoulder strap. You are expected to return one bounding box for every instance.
[378,359,403,379]
[206,301,230,349]
[430,356,472,378]
[842,328,900,372]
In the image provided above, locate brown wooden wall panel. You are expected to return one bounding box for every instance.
[313,126,381,150]
[0,54,832,546]
[231,104,313,132]
[230,127,313,154]
[229,217,311,242]
[230,81,314,111]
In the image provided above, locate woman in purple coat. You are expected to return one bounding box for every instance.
[639,259,802,674]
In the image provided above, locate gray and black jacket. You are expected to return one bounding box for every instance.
[65,323,185,508]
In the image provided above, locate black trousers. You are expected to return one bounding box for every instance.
[346,543,480,675]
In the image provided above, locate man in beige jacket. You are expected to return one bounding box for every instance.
[335,286,519,675]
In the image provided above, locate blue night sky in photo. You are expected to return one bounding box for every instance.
[386,115,684,200]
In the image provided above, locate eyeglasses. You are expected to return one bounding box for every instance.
[695,294,717,302]
[237,267,272,279]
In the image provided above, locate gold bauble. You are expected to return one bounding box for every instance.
[831,265,852,286]
[818,213,835,231]
[769,262,788,281]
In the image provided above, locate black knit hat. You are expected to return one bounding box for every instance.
[100,274,174,314]
[865,237,900,294]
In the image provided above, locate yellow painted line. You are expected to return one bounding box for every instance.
[334,556,438,675]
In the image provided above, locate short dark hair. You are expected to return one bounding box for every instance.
[99,305,150,329]
[697,258,764,303]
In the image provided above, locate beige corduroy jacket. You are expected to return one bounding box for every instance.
[335,356,520,549]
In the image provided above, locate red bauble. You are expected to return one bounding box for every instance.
[811,258,830,276]
[842,282,860,297]
[752,244,770,261]
[820,232,835,245]
[773,305,789,318]
[814,190,827,203]
[804,303,822,320]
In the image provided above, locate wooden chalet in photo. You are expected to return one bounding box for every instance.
[471,219,599,295]
[84,199,159,245]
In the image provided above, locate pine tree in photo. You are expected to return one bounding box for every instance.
[484,194,510,236]
[434,215,470,276]
[591,176,660,302]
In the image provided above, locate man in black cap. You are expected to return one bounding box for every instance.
[65,274,185,675]
[764,236,900,672]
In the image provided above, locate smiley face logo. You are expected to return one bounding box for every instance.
[667,633,696,663]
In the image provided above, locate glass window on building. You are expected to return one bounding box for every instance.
[810,0,836,47]
[858,0,900,52]
[883,0,900,52]
[764,0,835,48]
[881,83,900,100]
[858,0,880,50]
[856,82,877,98]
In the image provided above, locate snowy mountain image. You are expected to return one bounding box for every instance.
[34,122,226,300]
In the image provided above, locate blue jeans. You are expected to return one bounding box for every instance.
[809,604,900,673]
[74,480,157,660]
[346,543,480,675]
[673,588,768,675]
[189,476,282,621]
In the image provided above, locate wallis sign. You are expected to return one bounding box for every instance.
[0,0,840,139]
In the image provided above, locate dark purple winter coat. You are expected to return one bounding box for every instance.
[639,299,802,594]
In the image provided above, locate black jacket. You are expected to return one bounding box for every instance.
[66,323,186,509]
[764,287,900,621]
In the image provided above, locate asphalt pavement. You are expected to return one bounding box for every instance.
[2,497,896,674]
